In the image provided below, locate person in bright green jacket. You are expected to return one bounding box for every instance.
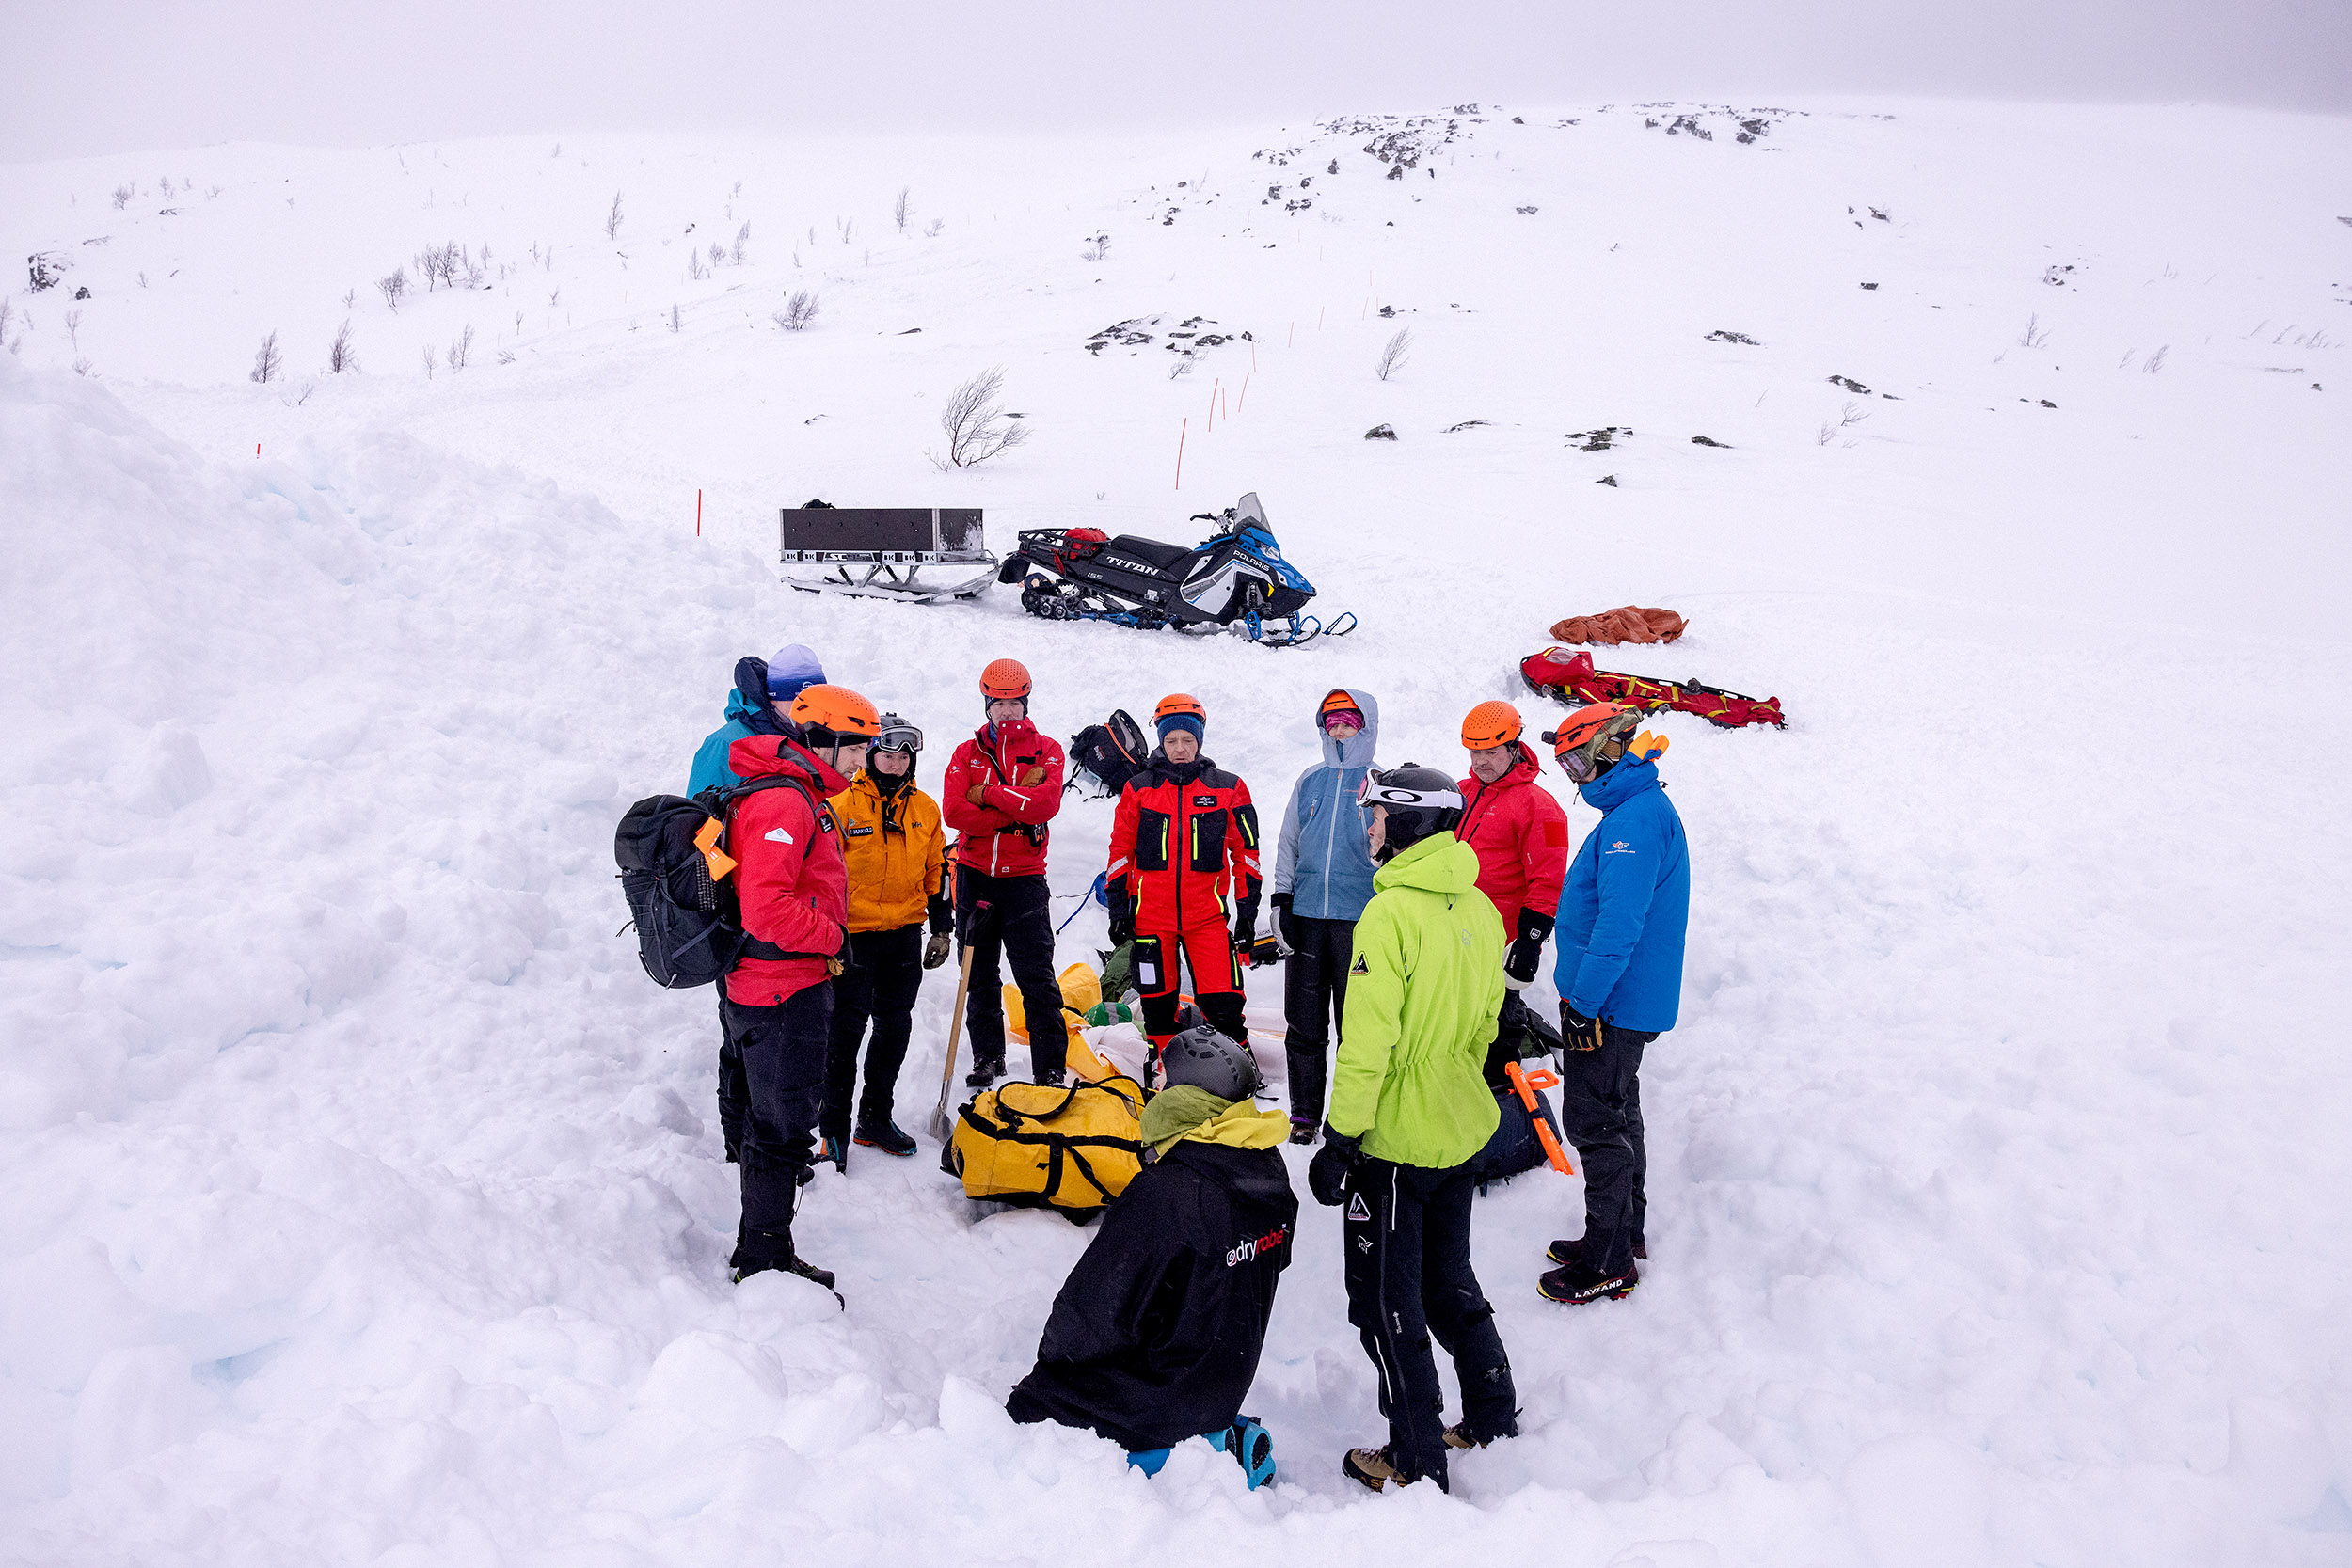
[1309,765,1520,1496]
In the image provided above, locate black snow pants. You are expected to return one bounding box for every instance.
[717,990,747,1164]
[722,980,833,1269]
[821,924,925,1142]
[1281,914,1354,1125]
[1557,1016,1659,1276]
[956,867,1068,1081]
[1343,1157,1518,1490]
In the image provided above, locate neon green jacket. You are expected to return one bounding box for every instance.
[1329,832,1506,1166]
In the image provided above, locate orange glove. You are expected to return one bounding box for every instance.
[966,782,989,806]
[1019,765,1046,786]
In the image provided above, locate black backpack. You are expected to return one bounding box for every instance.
[1067,709,1147,799]
[614,777,828,988]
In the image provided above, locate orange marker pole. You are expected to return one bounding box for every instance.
[696,487,703,538]
[1174,417,1187,489]
[1207,377,1218,434]
[1238,372,1250,412]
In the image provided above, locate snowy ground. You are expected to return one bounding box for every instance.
[3,100,2349,1565]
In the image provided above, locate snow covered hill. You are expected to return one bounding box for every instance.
[3,101,2349,1565]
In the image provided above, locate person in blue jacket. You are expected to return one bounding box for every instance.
[1270,689,1380,1144]
[689,644,827,796]
[1534,702,1689,1307]
[686,643,825,1163]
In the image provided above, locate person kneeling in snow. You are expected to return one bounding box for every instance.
[1006,1024,1295,1488]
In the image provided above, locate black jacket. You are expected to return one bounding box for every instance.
[1006,1140,1297,1451]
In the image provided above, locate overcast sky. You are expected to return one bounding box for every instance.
[7,0,2348,162]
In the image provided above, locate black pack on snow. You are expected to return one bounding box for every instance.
[1067,709,1148,799]
[1469,1078,1565,1192]
[614,778,826,988]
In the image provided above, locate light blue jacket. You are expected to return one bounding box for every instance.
[1273,689,1380,923]
[1551,756,1689,1033]
[689,687,779,796]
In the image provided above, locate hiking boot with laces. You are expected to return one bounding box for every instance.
[1546,1235,1646,1266]
[853,1119,917,1157]
[1537,1258,1639,1306]
[964,1053,1005,1088]
[1342,1445,1422,1493]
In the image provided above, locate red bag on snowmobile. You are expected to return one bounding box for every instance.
[1520,647,1786,731]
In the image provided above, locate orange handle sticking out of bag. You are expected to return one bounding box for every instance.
[693,816,738,881]
[1505,1061,1575,1175]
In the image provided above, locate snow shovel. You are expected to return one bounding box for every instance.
[927,943,977,1143]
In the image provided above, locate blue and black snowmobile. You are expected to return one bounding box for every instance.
[1000,492,1357,648]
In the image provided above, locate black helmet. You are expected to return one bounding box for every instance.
[1358,763,1464,861]
[1160,1022,1265,1101]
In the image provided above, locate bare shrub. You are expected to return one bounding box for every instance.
[689,251,708,281]
[836,216,853,245]
[421,343,437,379]
[708,242,724,269]
[774,290,819,331]
[497,349,516,365]
[0,299,13,341]
[1817,400,1870,446]
[342,287,355,308]
[1375,326,1412,381]
[327,320,358,373]
[249,330,282,384]
[732,221,750,264]
[605,191,625,240]
[64,309,83,351]
[668,303,682,334]
[377,267,409,310]
[925,218,944,238]
[895,186,912,233]
[72,357,94,376]
[1081,232,1110,261]
[111,183,133,210]
[1168,355,1196,380]
[2144,344,2170,374]
[2018,313,2050,349]
[283,377,316,407]
[448,323,474,371]
[935,367,1030,469]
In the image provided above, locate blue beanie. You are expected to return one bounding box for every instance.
[767,643,826,702]
[1155,712,1204,746]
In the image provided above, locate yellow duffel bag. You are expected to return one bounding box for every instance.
[945,1075,1146,1219]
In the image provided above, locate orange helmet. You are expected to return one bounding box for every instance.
[787,683,881,740]
[1152,693,1206,724]
[979,658,1032,702]
[1461,699,1523,752]
[1540,701,1639,782]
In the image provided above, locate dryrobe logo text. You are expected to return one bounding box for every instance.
[1226,1224,1289,1268]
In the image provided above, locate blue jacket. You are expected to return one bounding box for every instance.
[1551,757,1689,1032]
[688,659,787,795]
[1273,689,1380,923]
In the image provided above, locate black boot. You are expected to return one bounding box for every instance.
[1536,1257,1638,1306]
[965,1053,1004,1088]
[731,1226,843,1307]
[1547,1234,1646,1265]
[853,1118,917,1157]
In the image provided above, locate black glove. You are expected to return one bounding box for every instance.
[1309,1127,1362,1207]
[923,931,952,970]
[927,892,953,939]
[1561,1003,1604,1053]
[1504,909,1553,990]
[1271,891,1296,949]
[1232,901,1259,965]
[1107,889,1135,946]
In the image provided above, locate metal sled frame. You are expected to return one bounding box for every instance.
[779,508,999,604]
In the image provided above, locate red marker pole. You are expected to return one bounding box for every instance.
[1174,418,1187,490]
[696,488,703,537]
[1207,377,1218,434]
[1239,373,1250,412]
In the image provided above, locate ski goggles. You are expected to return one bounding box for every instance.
[872,717,923,753]
[1545,713,1641,781]
[1356,774,1464,813]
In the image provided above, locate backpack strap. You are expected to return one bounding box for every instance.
[711,772,836,963]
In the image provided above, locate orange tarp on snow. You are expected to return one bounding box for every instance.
[1547,606,1688,646]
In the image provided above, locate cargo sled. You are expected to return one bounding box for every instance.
[778,505,1000,603]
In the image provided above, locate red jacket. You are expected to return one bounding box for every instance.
[944,719,1067,879]
[1108,754,1263,932]
[1456,743,1569,932]
[723,735,850,1005]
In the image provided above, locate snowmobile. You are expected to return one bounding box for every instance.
[999,493,1356,647]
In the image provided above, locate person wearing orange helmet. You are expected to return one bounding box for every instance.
[1455,699,1570,1082]
[1532,702,1688,1308]
[944,658,1071,1085]
[718,682,879,1299]
[1105,695,1264,1070]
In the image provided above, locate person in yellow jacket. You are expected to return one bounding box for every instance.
[821,713,953,1167]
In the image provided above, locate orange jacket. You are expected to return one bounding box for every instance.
[831,770,951,934]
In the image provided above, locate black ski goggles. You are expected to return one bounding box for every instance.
[872,717,923,753]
